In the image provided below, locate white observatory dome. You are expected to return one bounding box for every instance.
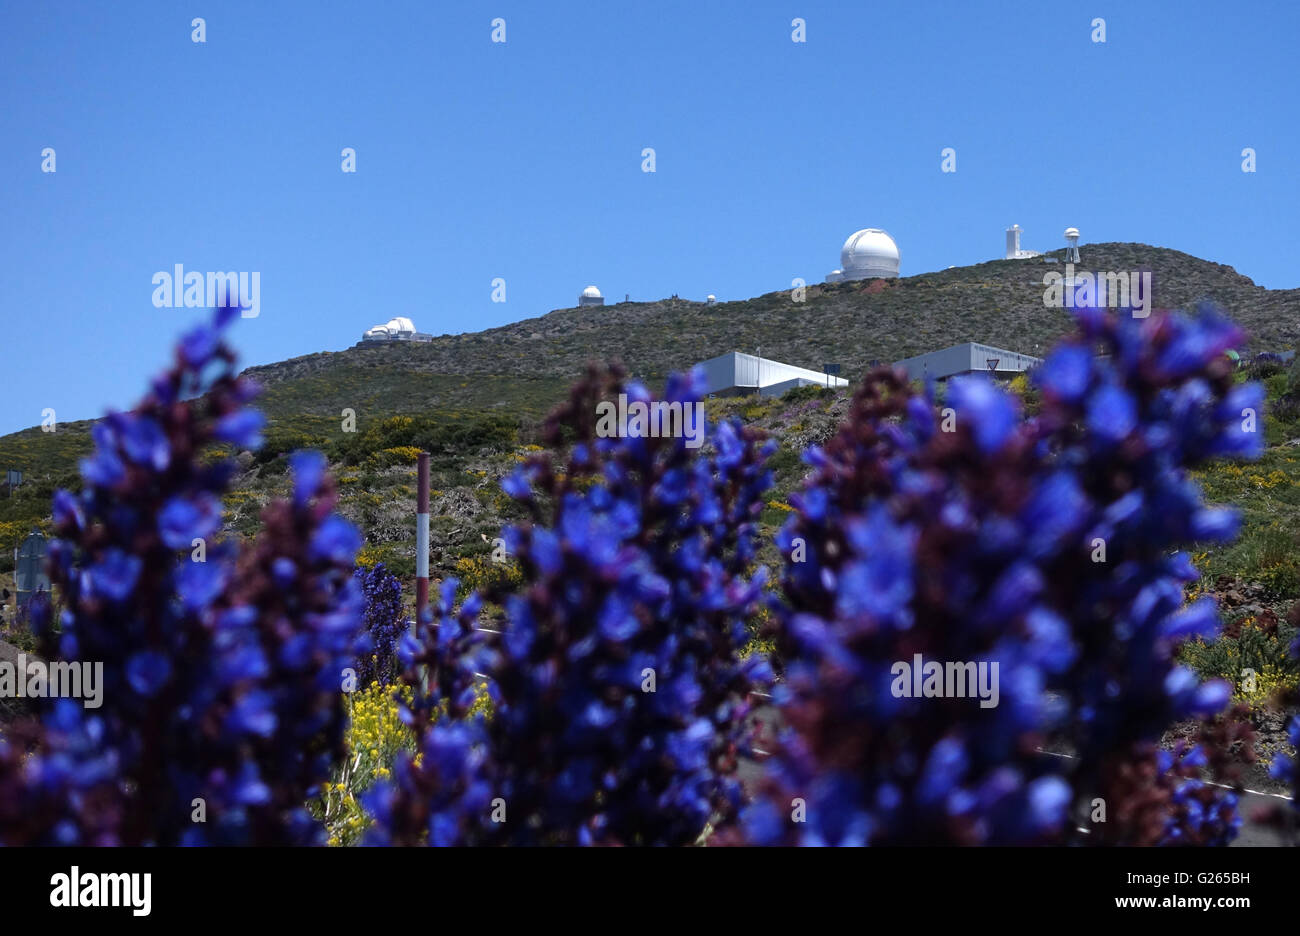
[386,316,416,335]
[364,325,390,340]
[838,229,900,280]
[577,285,605,307]
[1064,227,1080,238]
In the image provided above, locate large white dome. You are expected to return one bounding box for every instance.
[386,316,416,334]
[839,228,900,279]
[581,285,602,298]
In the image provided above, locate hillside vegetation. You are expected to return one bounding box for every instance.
[4,242,1300,608]
[242,242,1300,393]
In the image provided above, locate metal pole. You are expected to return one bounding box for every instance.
[411,452,432,696]
[416,452,430,623]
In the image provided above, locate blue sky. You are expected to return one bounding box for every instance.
[1,0,1297,435]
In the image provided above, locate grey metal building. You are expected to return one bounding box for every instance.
[894,342,1041,383]
[695,351,849,398]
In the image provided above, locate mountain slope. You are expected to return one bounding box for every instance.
[4,242,1297,489]
[244,242,1300,408]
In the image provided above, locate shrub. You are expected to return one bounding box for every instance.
[452,554,523,602]
[315,681,416,846]
[331,414,518,466]
[366,446,424,470]
[781,384,834,405]
[1258,561,1300,599]
[1247,353,1287,381]
[748,306,1262,846]
[1179,616,1299,704]
[0,306,363,846]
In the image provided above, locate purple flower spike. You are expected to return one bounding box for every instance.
[0,316,361,847]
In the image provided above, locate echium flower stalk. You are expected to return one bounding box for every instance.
[0,305,363,846]
[1032,305,1259,845]
[368,366,775,845]
[353,562,405,687]
[749,306,1260,846]
[362,579,494,846]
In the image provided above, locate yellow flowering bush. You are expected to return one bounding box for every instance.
[1235,665,1300,707]
[1179,616,1300,708]
[317,683,416,846]
[365,446,424,470]
[1257,560,1300,598]
[453,555,524,599]
[354,544,386,570]
[314,679,496,845]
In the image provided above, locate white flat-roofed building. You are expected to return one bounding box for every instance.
[894,342,1041,382]
[695,351,849,398]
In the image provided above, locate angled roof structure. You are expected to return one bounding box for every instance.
[894,342,1041,382]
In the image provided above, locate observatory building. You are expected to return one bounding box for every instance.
[578,286,605,307]
[695,351,849,398]
[360,316,433,344]
[825,229,900,283]
[894,342,1041,383]
[1005,224,1042,260]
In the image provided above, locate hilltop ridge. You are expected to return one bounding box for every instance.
[3,242,1297,487]
[244,242,1300,402]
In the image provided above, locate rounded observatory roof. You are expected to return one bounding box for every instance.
[386,317,416,334]
[840,228,900,278]
[581,286,602,298]
[1064,227,1080,238]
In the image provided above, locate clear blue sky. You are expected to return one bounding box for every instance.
[2,0,1297,435]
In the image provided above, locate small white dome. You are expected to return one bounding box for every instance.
[1064,227,1080,238]
[581,286,602,299]
[364,326,389,339]
[839,228,900,279]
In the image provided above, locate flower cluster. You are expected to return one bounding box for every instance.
[368,366,776,845]
[749,306,1261,845]
[0,306,363,846]
[353,562,405,687]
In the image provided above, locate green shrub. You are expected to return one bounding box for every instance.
[1179,615,1300,705]
[1258,560,1300,599]
[780,384,836,405]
